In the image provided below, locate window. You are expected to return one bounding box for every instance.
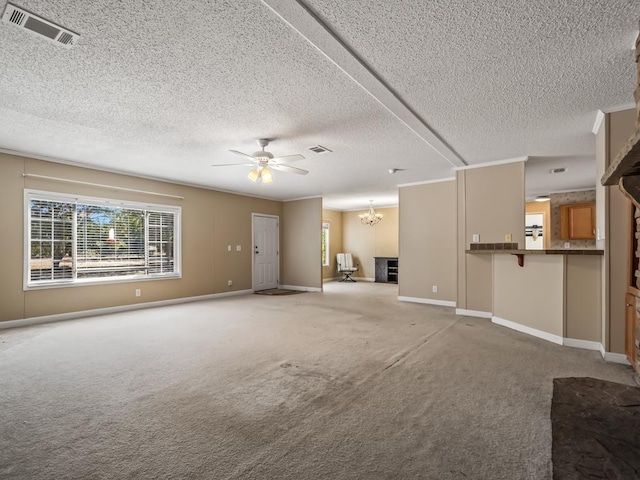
[25,190,181,288]
[321,222,330,267]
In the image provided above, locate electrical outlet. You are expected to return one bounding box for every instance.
[564,242,570,248]
[432,285,438,293]
[505,233,512,242]
[227,245,231,252]
[135,289,141,297]
[236,245,241,252]
[228,280,233,286]
[472,234,480,243]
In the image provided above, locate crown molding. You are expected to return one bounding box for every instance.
[454,156,528,171]
[397,177,455,187]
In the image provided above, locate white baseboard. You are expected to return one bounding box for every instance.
[603,352,631,365]
[455,308,492,319]
[279,285,322,292]
[563,338,603,351]
[597,343,631,365]
[398,296,456,307]
[491,316,563,345]
[323,277,341,282]
[0,289,254,330]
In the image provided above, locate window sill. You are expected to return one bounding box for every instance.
[24,273,181,291]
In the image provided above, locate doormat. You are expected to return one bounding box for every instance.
[254,289,304,296]
[551,377,640,479]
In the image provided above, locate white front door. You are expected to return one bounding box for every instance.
[253,214,279,291]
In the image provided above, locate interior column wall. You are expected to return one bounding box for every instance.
[281,197,323,289]
[399,180,456,302]
[457,161,526,314]
[605,109,636,354]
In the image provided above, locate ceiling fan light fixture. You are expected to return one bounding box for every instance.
[261,167,273,184]
[248,168,260,183]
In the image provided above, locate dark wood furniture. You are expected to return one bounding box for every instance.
[375,257,398,284]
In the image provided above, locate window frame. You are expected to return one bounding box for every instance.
[322,222,330,267]
[24,189,182,290]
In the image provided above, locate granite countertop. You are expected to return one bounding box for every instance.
[466,249,603,255]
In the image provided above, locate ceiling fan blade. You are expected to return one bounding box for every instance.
[270,154,305,164]
[211,163,255,167]
[270,164,309,175]
[229,150,258,162]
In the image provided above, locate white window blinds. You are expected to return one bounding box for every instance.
[25,191,181,288]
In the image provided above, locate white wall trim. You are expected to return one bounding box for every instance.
[454,156,528,171]
[563,338,603,351]
[282,195,323,202]
[279,285,322,292]
[603,351,631,365]
[323,276,341,282]
[397,177,455,188]
[348,277,375,282]
[455,308,492,318]
[602,103,636,114]
[398,296,456,307]
[591,110,605,134]
[0,289,254,331]
[492,316,563,345]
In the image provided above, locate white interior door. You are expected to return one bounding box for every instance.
[253,214,279,291]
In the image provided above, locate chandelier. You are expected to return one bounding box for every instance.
[359,200,383,226]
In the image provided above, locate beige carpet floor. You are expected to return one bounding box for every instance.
[0,281,635,479]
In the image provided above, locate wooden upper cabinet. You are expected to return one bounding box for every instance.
[559,203,595,240]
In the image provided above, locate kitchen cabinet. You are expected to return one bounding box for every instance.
[559,203,595,240]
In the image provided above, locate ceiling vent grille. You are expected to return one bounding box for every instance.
[549,167,567,174]
[2,3,79,48]
[309,145,332,154]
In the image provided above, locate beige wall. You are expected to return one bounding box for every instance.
[493,255,564,337]
[605,109,635,353]
[342,206,398,279]
[457,162,525,312]
[0,153,289,322]
[322,209,343,280]
[525,201,551,249]
[565,255,602,342]
[399,180,456,302]
[281,197,322,289]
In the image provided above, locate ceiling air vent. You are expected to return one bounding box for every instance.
[2,3,80,48]
[309,145,332,154]
[549,167,567,174]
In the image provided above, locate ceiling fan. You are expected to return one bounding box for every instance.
[212,139,308,184]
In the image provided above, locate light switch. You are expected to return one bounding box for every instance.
[236,245,241,252]
[227,245,231,252]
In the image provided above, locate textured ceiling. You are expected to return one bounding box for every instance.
[0,0,639,210]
